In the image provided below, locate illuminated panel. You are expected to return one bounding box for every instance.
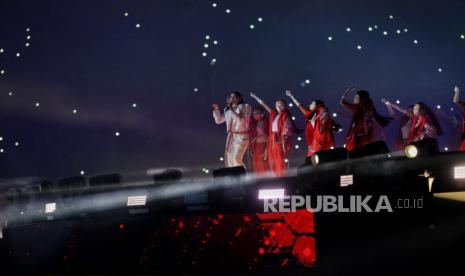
[127,195,147,207]
[258,189,285,200]
[340,175,354,187]
[454,166,465,179]
[45,202,56,213]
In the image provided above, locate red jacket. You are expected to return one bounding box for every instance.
[406,114,437,144]
[303,107,335,155]
[269,110,293,154]
[341,100,375,151]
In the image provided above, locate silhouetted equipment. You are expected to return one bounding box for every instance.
[309,148,348,166]
[349,141,390,159]
[58,176,87,191]
[153,169,183,183]
[89,173,122,187]
[405,138,439,159]
[212,166,246,178]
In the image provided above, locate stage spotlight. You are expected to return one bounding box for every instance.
[340,175,354,187]
[127,195,147,206]
[258,189,285,200]
[310,148,348,166]
[45,202,56,213]
[454,166,465,179]
[404,138,439,159]
[348,141,389,159]
[405,145,418,158]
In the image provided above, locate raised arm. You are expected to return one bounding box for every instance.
[453,86,465,108]
[211,103,225,124]
[250,92,272,114]
[381,98,413,117]
[340,86,358,113]
[286,90,310,116]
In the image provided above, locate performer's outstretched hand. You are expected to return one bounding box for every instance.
[381,98,390,105]
[285,90,293,97]
[211,103,220,110]
[342,85,355,98]
[454,86,461,104]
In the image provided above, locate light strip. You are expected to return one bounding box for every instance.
[127,195,147,206]
[258,189,285,200]
[45,202,56,213]
[454,166,465,179]
[340,175,354,187]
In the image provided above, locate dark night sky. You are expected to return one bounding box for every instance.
[0,0,465,182]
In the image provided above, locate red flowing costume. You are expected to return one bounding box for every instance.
[301,107,335,156]
[405,114,437,145]
[459,102,465,151]
[340,100,376,152]
[249,119,270,174]
[267,110,293,177]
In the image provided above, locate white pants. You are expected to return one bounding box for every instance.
[224,133,249,168]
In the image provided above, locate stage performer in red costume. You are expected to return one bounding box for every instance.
[340,86,392,151]
[250,92,302,177]
[382,98,442,145]
[212,92,251,168]
[285,90,339,156]
[249,106,270,174]
[453,86,465,151]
